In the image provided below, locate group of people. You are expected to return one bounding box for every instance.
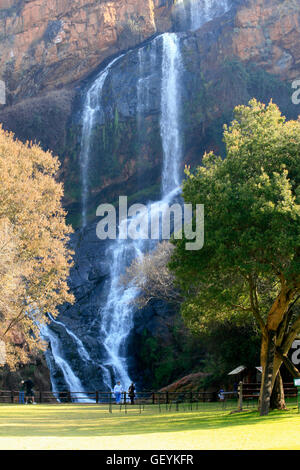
[18,378,136,405]
[113,381,136,404]
[18,379,224,405]
[19,379,36,405]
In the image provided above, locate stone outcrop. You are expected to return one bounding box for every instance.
[159,372,211,393]
[0,0,172,103]
[232,0,300,80]
[2,0,299,105]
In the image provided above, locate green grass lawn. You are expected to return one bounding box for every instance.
[0,401,299,450]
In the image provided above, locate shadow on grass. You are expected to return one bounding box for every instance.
[0,403,298,438]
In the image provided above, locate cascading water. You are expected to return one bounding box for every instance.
[41,323,93,402]
[160,33,183,197]
[80,56,122,227]
[48,315,92,363]
[137,43,158,127]
[98,238,144,390]
[97,33,183,391]
[45,1,232,396]
[174,0,230,32]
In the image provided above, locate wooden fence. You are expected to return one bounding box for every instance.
[0,390,219,405]
[1,383,297,407]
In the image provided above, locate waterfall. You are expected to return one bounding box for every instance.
[137,43,158,124]
[41,324,94,402]
[80,56,122,227]
[45,33,183,394]
[48,314,92,363]
[97,34,183,391]
[174,0,230,32]
[98,241,143,390]
[160,33,183,197]
[45,0,229,395]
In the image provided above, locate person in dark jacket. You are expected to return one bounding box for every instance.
[24,379,36,404]
[128,383,136,405]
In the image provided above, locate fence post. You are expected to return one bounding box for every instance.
[11,390,14,404]
[96,391,99,404]
[238,381,243,411]
[124,392,127,414]
[152,392,155,405]
[109,392,112,413]
[39,391,42,404]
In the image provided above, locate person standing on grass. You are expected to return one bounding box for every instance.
[128,383,136,405]
[19,380,25,404]
[113,381,122,404]
[24,379,36,405]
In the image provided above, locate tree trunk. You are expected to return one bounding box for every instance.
[259,330,277,416]
[270,369,286,410]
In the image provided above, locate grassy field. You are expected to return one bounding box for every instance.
[0,401,299,450]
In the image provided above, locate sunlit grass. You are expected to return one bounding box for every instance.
[0,401,299,450]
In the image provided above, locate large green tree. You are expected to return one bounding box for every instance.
[170,99,300,415]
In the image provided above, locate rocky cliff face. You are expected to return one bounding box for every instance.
[0,0,299,226]
[1,0,299,105]
[0,0,172,103]
[65,0,300,225]
[232,0,300,80]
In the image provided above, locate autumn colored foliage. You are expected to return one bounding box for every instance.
[0,127,74,368]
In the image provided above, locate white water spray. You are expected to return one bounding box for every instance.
[46,0,230,394]
[80,56,122,227]
[41,324,94,402]
[48,315,92,363]
[175,0,230,31]
[97,33,183,391]
[160,33,183,197]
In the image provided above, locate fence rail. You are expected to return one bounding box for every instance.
[0,389,242,414]
[242,382,298,398]
[0,390,220,405]
[1,383,297,413]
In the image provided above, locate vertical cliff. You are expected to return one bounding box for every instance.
[0,0,173,102]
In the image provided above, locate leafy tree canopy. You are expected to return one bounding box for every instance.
[170,99,300,414]
[171,99,300,327]
[0,127,74,368]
